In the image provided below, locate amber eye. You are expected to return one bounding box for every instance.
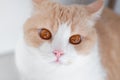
[39,28,52,40]
[69,34,81,45]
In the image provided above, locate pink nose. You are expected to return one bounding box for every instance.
[53,50,64,62]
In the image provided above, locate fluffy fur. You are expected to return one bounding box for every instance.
[15,0,120,80]
[16,24,105,80]
[96,9,120,80]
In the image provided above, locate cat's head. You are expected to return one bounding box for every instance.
[24,0,104,65]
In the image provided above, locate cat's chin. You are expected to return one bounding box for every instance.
[48,60,74,66]
[50,62,71,66]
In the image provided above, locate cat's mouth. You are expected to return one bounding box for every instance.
[53,61,62,64]
[51,60,72,65]
[52,61,67,66]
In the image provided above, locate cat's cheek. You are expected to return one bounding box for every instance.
[44,57,56,63]
[74,46,95,55]
[74,40,97,54]
[74,46,90,55]
[26,38,52,48]
[59,54,78,65]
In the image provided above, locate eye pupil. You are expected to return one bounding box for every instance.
[39,28,52,40]
[69,35,81,45]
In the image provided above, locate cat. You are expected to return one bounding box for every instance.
[15,0,120,80]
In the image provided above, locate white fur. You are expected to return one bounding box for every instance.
[15,23,106,80]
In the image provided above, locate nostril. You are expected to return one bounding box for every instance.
[53,50,64,57]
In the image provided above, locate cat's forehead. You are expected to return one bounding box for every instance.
[25,4,91,36]
[34,4,90,24]
[27,0,104,34]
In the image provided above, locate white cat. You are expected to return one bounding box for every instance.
[15,0,106,80]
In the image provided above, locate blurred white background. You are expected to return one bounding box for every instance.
[0,0,120,55]
[0,0,32,54]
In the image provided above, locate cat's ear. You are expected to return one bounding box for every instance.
[86,0,104,19]
[32,0,47,8]
[32,0,49,14]
[32,0,47,5]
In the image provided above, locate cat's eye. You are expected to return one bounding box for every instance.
[39,28,52,40]
[69,34,82,45]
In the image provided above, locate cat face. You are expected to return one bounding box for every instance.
[24,0,104,65]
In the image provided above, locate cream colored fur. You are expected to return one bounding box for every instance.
[15,0,120,80]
